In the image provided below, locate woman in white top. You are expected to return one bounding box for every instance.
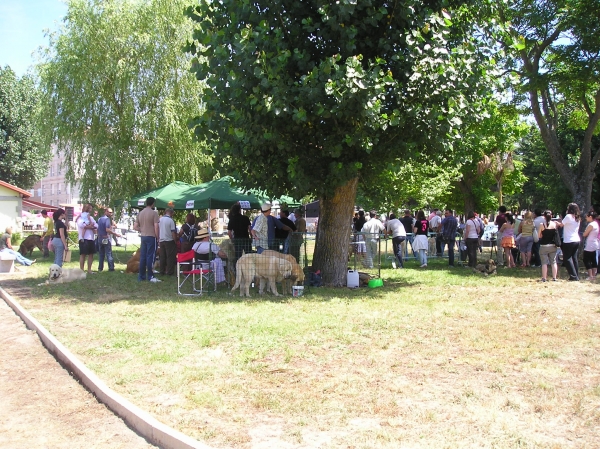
[557,203,581,281]
[464,211,480,268]
[582,210,599,280]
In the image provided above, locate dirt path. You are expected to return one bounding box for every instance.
[0,296,157,449]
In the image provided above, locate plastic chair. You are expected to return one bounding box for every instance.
[177,250,205,295]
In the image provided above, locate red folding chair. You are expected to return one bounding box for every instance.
[177,250,206,295]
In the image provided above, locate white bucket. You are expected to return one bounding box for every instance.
[347,270,359,288]
[292,286,304,297]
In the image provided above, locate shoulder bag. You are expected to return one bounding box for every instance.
[532,226,539,243]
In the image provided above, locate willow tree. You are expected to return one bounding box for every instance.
[186,0,493,285]
[38,0,213,206]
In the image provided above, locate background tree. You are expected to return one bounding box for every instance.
[38,0,213,206]
[494,0,600,214]
[186,0,494,285]
[0,66,50,189]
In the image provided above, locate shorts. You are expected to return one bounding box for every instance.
[519,235,534,253]
[79,239,96,255]
[583,250,598,270]
[539,244,557,266]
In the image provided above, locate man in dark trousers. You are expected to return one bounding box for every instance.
[276,209,297,253]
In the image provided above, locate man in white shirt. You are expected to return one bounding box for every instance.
[531,208,545,267]
[361,210,384,269]
[77,203,97,274]
[429,210,443,256]
[158,208,177,276]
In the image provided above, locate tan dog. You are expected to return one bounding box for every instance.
[231,253,292,297]
[473,259,497,276]
[125,248,160,273]
[19,234,44,256]
[125,248,141,273]
[39,264,87,285]
[261,250,304,294]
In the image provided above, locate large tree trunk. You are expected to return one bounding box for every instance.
[313,177,358,287]
[456,178,476,214]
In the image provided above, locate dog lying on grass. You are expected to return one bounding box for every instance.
[231,253,292,297]
[125,248,159,274]
[19,235,43,256]
[473,259,497,276]
[38,264,87,285]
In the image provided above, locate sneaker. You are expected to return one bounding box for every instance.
[552,278,558,282]
[30,259,36,265]
[538,278,547,283]
[149,277,162,283]
[420,264,427,268]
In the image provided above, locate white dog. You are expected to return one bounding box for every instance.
[231,253,292,297]
[39,264,87,285]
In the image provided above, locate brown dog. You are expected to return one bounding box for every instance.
[19,234,44,256]
[125,248,160,273]
[261,250,304,294]
[474,259,497,276]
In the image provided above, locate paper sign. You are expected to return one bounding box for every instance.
[138,199,146,206]
[239,200,250,209]
[186,200,195,209]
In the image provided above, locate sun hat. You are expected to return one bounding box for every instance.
[261,203,272,212]
[195,228,210,240]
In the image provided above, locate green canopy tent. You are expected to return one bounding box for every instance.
[248,190,302,209]
[171,177,262,210]
[129,181,193,209]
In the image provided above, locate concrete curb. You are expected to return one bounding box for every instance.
[0,286,214,449]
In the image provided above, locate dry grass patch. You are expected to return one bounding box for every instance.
[2,252,600,448]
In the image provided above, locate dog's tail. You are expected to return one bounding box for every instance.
[231,256,244,292]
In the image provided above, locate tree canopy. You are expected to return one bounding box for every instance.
[0,66,50,189]
[492,0,600,214]
[186,0,495,284]
[38,0,214,206]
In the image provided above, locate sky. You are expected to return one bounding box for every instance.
[0,0,68,77]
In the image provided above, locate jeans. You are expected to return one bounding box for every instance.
[139,236,157,281]
[435,234,444,256]
[531,241,541,266]
[52,237,65,266]
[466,238,479,267]
[391,236,405,268]
[418,249,427,266]
[561,242,580,280]
[98,240,114,271]
[445,237,455,266]
[1,248,34,266]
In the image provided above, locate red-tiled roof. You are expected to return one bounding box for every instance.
[22,198,58,211]
[0,180,31,197]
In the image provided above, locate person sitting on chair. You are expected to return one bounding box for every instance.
[192,228,227,284]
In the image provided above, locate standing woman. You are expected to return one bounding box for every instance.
[518,211,535,267]
[499,213,517,268]
[582,210,599,280]
[536,210,559,282]
[226,202,252,262]
[464,211,480,268]
[52,208,68,267]
[558,203,581,281]
[412,210,429,268]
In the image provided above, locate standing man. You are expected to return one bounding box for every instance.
[251,203,292,253]
[429,210,443,256]
[441,209,458,267]
[531,208,544,267]
[400,209,416,258]
[385,213,406,268]
[77,203,97,275]
[290,208,306,263]
[494,206,507,266]
[361,210,384,269]
[41,209,54,258]
[97,208,120,272]
[158,208,177,276]
[276,209,296,253]
[134,197,160,282]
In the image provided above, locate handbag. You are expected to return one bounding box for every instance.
[554,229,561,247]
[48,239,55,253]
[532,227,539,243]
[64,248,72,262]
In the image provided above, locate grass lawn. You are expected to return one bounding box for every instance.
[3,246,600,448]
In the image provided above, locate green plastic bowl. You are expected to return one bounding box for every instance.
[368,278,383,288]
